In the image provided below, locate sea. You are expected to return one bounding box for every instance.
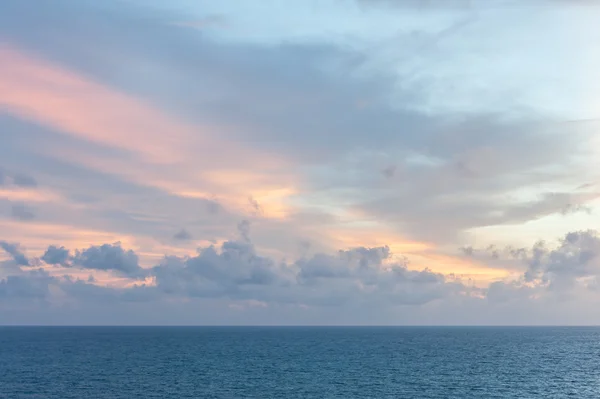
[1,326,599,398]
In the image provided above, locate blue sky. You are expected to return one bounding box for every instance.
[1,0,600,325]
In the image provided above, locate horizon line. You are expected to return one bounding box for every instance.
[2,324,600,328]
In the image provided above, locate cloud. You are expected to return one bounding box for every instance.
[247,196,263,216]
[10,202,35,221]
[41,245,70,266]
[237,220,251,242]
[0,241,29,266]
[206,200,221,215]
[294,245,459,306]
[523,230,600,290]
[0,169,37,188]
[71,243,146,278]
[561,203,592,215]
[122,237,468,308]
[151,240,285,300]
[173,15,228,30]
[0,269,52,301]
[356,0,477,8]
[2,228,600,323]
[381,165,396,179]
[1,0,600,324]
[298,246,392,281]
[485,280,537,304]
[0,0,597,252]
[463,230,600,292]
[11,173,37,187]
[359,185,599,243]
[0,234,470,310]
[173,228,192,241]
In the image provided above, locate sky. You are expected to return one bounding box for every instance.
[1,0,600,325]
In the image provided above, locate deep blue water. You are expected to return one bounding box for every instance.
[1,327,600,398]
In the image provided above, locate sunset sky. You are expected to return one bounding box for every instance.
[2,0,600,325]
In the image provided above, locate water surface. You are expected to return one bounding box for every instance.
[1,326,599,398]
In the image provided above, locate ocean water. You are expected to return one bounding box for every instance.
[1,327,599,398]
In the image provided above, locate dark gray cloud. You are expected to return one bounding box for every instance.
[0,241,29,266]
[151,240,285,300]
[71,243,146,278]
[41,245,70,266]
[173,228,192,241]
[10,202,35,221]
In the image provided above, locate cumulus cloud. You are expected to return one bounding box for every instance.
[41,245,70,266]
[295,245,457,306]
[0,241,29,266]
[463,230,600,293]
[297,246,391,282]
[151,240,286,301]
[2,227,600,323]
[71,243,146,278]
[0,235,469,310]
[12,229,600,309]
[522,230,600,290]
[142,238,467,307]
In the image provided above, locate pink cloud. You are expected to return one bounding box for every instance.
[0,44,287,171]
